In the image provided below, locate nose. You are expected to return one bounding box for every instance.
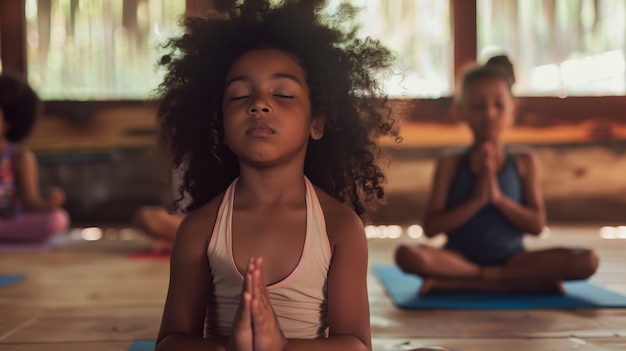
[484,105,499,121]
[248,96,272,115]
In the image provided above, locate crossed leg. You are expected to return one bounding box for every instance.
[133,206,184,252]
[394,244,599,294]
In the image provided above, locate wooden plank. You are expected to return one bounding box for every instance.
[0,306,160,343]
[0,342,130,351]
[372,337,626,351]
[369,306,617,338]
[1,225,625,350]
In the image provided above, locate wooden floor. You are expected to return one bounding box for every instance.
[1,224,625,351]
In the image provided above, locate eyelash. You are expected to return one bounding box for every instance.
[230,94,293,100]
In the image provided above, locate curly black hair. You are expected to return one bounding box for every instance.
[0,73,42,142]
[156,0,400,217]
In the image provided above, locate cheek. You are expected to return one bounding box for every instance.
[501,109,515,126]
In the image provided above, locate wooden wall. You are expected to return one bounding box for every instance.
[2,0,626,224]
[17,97,626,225]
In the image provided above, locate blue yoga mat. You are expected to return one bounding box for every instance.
[128,340,156,351]
[0,274,25,288]
[373,264,626,309]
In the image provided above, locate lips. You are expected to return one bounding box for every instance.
[246,120,276,136]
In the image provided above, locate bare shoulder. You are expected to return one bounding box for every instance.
[509,146,539,178]
[435,152,462,178]
[174,192,225,249]
[438,152,461,168]
[312,187,365,248]
[11,146,35,164]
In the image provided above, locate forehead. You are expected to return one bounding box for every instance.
[225,48,306,81]
[462,77,511,99]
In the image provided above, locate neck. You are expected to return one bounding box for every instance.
[236,164,307,206]
[472,139,505,152]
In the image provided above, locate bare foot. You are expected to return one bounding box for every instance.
[418,278,434,295]
[549,280,566,295]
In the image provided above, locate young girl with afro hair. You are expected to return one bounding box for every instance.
[154,0,448,350]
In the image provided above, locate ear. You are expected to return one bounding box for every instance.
[310,115,326,140]
[510,99,519,125]
[450,104,462,123]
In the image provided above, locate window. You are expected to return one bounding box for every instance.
[326,0,453,98]
[25,0,184,100]
[478,0,626,96]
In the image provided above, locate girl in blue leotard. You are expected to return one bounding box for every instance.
[395,56,599,294]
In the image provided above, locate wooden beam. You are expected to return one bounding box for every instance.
[451,0,477,81]
[186,0,214,18]
[0,0,27,77]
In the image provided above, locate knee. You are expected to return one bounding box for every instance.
[37,209,70,236]
[133,207,155,230]
[580,249,600,278]
[49,208,70,233]
[394,244,426,274]
[571,248,599,280]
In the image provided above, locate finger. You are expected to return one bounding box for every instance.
[252,257,264,296]
[244,257,258,296]
[245,271,253,295]
[233,290,251,333]
[253,271,274,323]
[253,268,265,302]
[251,296,266,327]
[241,291,252,324]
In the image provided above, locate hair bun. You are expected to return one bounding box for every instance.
[486,55,515,85]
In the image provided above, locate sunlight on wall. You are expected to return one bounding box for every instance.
[325,0,452,98]
[478,0,626,96]
[25,0,184,100]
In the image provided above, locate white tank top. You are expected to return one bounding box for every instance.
[204,176,332,339]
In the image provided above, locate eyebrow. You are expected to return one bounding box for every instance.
[225,73,304,88]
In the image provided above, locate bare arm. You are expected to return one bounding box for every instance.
[14,148,58,212]
[155,205,228,351]
[422,156,484,237]
[492,152,546,235]
[281,199,370,351]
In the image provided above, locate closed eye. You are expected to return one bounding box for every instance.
[275,94,294,99]
[230,95,249,101]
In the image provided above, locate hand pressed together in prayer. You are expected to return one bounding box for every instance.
[229,257,288,351]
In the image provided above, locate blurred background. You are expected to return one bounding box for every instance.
[0,0,624,227]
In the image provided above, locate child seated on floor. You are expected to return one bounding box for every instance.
[133,206,183,252]
[0,73,70,243]
[133,168,186,252]
[153,0,447,350]
[395,55,599,295]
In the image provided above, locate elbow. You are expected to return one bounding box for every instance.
[421,222,439,238]
[528,217,547,236]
